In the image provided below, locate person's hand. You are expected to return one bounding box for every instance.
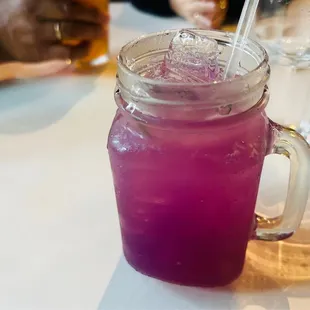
[0,0,105,62]
[169,0,227,29]
[0,60,72,82]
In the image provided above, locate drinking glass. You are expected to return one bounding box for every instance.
[107,30,310,287]
[254,0,310,67]
[66,0,109,70]
[267,65,310,143]
[213,0,229,28]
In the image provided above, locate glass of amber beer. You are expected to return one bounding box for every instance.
[72,0,109,70]
[214,0,228,29]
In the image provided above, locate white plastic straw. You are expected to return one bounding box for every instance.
[224,0,260,78]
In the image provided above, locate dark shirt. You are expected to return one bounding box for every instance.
[129,0,246,22]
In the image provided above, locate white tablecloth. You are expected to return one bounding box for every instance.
[0,3,309,310]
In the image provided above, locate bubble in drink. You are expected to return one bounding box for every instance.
[162,29,222,83]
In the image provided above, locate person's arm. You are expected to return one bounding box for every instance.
[0,61,71,82]
[130,0,175,17]
[130,0,245,26]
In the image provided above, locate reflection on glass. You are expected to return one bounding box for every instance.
[254,0,310,67]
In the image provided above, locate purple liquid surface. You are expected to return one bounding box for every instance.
[108,104,270,287]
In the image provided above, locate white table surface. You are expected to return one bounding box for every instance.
[0,3,310,310]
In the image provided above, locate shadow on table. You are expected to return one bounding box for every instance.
[98,131,310,310]
[98,206,310,310]
[98,231,310,310]
[0,73,99,134]
[97,256,286,310]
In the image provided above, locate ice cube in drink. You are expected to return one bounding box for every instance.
[144,30,222,83]
[163,29,222,82]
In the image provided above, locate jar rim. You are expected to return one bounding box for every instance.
[118,28,269,88]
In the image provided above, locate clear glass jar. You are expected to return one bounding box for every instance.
[108,30,310,287]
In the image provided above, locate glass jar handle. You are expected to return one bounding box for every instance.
[254,122,310,241]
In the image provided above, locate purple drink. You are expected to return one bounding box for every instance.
[108,30,310,287]
[109,106,269,287]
